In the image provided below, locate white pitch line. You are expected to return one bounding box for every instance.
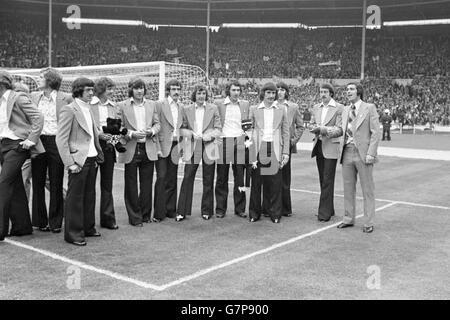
[114,167,450,210]
[4,238,164,291]
[157,202,397,290]
[289,188,450,210]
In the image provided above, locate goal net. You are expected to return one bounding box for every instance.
[8,61,207,103]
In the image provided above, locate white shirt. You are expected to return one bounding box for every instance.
[222,97,243,138]
[75,98,98,157]
[346,99,362,145]
[38,90,58,135]
[320,98,336,125]
[0,90,21,141]
[258,101,278,142]
[131,97,147,143]
[194,102,205,137]
[97,98,115,128]
[167,96,179,138]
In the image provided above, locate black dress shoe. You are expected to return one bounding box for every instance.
[202,214,211,220]
[175,215,185,222]
[249,217,259,222]
[71,241,87,246]
[143,219,150,223]
[151,218,162,223]
[262,213,270,218]
[337,223,354,229]
[86,232,101,237]
[132,223,144,227]
[235,212,247,218]
[271,218,281,223]
[51,228,62,233]
[216,213,225,218]
[363,226,374,233]
[38,226,51,232]
[318,218,330,222]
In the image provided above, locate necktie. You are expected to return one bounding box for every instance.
[345,104,357,142]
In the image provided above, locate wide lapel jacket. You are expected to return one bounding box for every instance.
[250,102,289,163]
[90,98,120,130]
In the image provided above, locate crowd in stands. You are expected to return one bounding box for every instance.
[1,14,449,126]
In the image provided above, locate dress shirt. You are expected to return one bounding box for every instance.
[257,101,278,142]
[98,99,115,128]
[0,90,22,141]
[168,96,179,138]
[38,90,58,135]
[75,98,98,157]
[194,102,205,138]
[131,97,147,143]
[222,97,243,137]
[320,98,336,125]
[346,99,362,145]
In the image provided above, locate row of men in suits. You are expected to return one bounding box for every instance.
[0,68,380,247]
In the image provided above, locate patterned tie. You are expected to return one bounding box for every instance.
[345,104,357,142]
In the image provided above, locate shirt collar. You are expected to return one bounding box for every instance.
[223,96,237,105]
[258,101,279,109]
[352,99,362,110]
[131,97,146,106]
[91,96,116,107]
[75,98,91,110]
[1,89,11,102]
[321,98,336,108]
[195,102,206,109]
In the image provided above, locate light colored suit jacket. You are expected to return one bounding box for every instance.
[280,100,304,153]
[2,90,44,155]
[338,100,381,163]
[311,100,344,159]
[30,91,73,123]
[179,102,222,162]
[117,98,161,163]
[155,98,183,158]
[249,103,290,162]
[90,98,121,131]
[55,100,104,168]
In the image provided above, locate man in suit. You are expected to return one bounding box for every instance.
[214,80,251,219]
[276,81,304,217]
[118,77,160,227]
[30,68,73,233]
[56,77,104,246]
[309,83,343,222]
[154,79,183,220]
[337,83,381,233]
[248,82,290,224]
[91,77,120,230]
[0,71,44,241]
[176,84,221,221]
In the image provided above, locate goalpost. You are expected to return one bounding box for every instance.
[8,61,207,102]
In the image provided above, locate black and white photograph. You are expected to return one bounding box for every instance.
[1,0,450,304]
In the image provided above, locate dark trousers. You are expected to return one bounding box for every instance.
[281,146,293,216]
[215,137,249,216]
[155,141,180,219]
[313,140,337,221]
[249,142,282,220]
[124,143,155,225]
[31,135,64,230]
[0,139,32,240]
[97,140,116,228]
[177,142,215,217]
[64,157,97,243]
[382,126,391,140]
